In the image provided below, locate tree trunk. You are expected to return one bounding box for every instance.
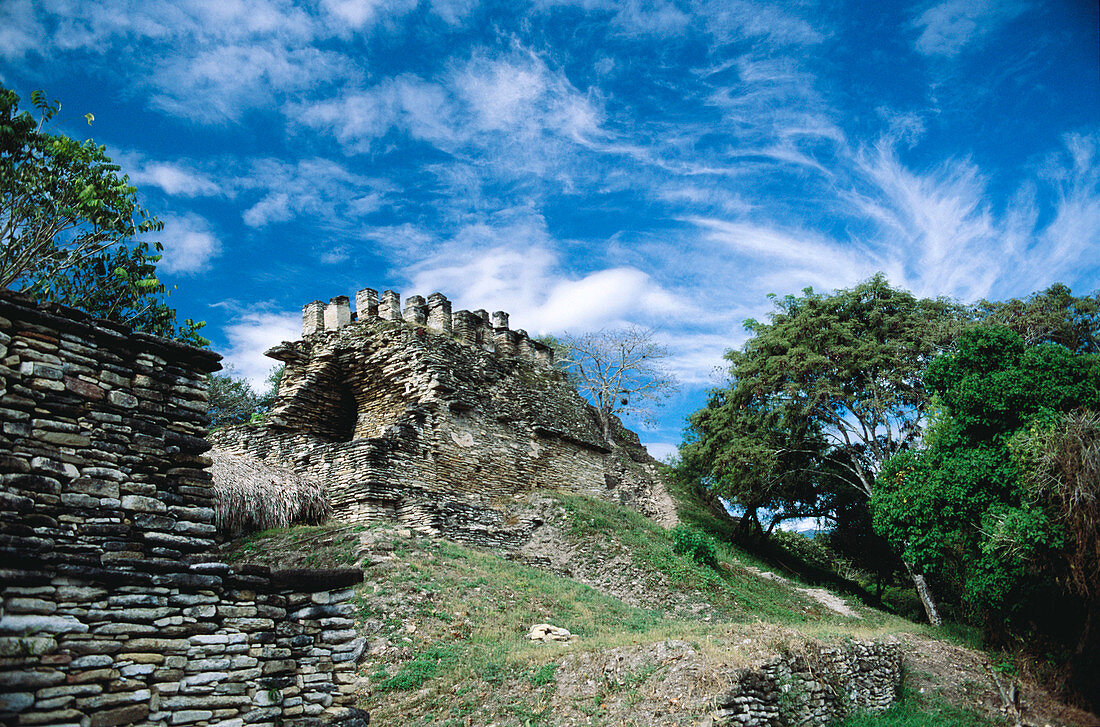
[597,409,613,445]
[907,564,943,626]
[735,507,765,544]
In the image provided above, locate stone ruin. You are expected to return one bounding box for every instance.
[0,288,908,727]
[0,290,368,725]
[208,288,678,544]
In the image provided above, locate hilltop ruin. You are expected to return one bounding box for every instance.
[208,288,677,543]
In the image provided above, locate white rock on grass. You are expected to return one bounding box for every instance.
[527,624,571,642]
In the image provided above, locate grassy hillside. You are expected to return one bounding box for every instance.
[220,490,1088,726]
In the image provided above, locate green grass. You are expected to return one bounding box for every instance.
[527,663,557,686]
[393,535,666,641]
[839,689,1007,727]
[374,645,460,691]
[555,492,818,622]
[224,499,984,725]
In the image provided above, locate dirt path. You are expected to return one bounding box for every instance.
[741,564,861,618]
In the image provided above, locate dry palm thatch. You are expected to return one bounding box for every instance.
[210,448,331,536]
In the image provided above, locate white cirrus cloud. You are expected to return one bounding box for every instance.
[1,0,359,123]
[157,213,222,274]
[149,44,355,123]
[910,0,1028,58]
[0,0,44,59]
[220,309,301,390]
[292,47,604,180]
[236,157,392,228]
[695,0,825,47]
[125,159,221,197]
[320,0,418,31]
[687,217,880,293]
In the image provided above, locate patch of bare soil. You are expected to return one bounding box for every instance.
[547,639,722,726]
[898,634,1099,727]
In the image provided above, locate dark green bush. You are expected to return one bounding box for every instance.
[671,525,719,567]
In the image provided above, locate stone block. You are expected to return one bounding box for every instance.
[324,296,352,331]
[121,494,167,513]
[302,301,325,337]
[89,704,151,727]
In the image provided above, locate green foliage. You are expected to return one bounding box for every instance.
[768,529,831,572]
[527,663,557,686]
[922,326,1098,435]
[207,365,283,428]
[873,325,1100,706]
[679,274,967,529]
[676,275,968,625]
[678,382,834,539]
[0,86,204,343]
[976,283,1100,353]
[670,525,718,567]
[374,645,460,691]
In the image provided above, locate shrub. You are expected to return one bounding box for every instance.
[771,528,836,571]
[671,525,719,567]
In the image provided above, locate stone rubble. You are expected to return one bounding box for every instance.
[526,624,573,642]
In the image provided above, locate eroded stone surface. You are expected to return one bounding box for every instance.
[209,288,678,543]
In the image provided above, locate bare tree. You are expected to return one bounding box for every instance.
[557,325,679,442]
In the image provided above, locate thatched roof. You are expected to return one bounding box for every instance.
[210,449,331,536]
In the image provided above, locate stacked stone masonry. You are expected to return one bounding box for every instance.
[0,291,369,726]
[714,641,902,725]
[209,288,678,544]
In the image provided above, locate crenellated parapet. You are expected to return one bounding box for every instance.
[302,288,554,366]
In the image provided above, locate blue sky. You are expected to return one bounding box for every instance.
[3,0,1098,459]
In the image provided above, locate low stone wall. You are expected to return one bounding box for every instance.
[0,291,369,725]
[713,640,901,725]
[1,565,367,725]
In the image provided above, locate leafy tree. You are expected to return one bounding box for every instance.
[680,274,969,623]
[557,325,679,442]
[976,283,1099,353]
[679,384,837,540]
[729,275,966,498]
[207,365,284,428]
[0,86,204,343]
[872,326,1099,706]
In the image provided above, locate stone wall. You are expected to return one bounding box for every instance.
[209,287,677,543]
[713,640,902,725]
[0,291,368,726]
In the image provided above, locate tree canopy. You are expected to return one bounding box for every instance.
[872,326,1099,706]
[1,86,204,344]
[976,283,1100,353]
[678,275,969,621]
[685,274,967,504]
[207,365,284,428]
